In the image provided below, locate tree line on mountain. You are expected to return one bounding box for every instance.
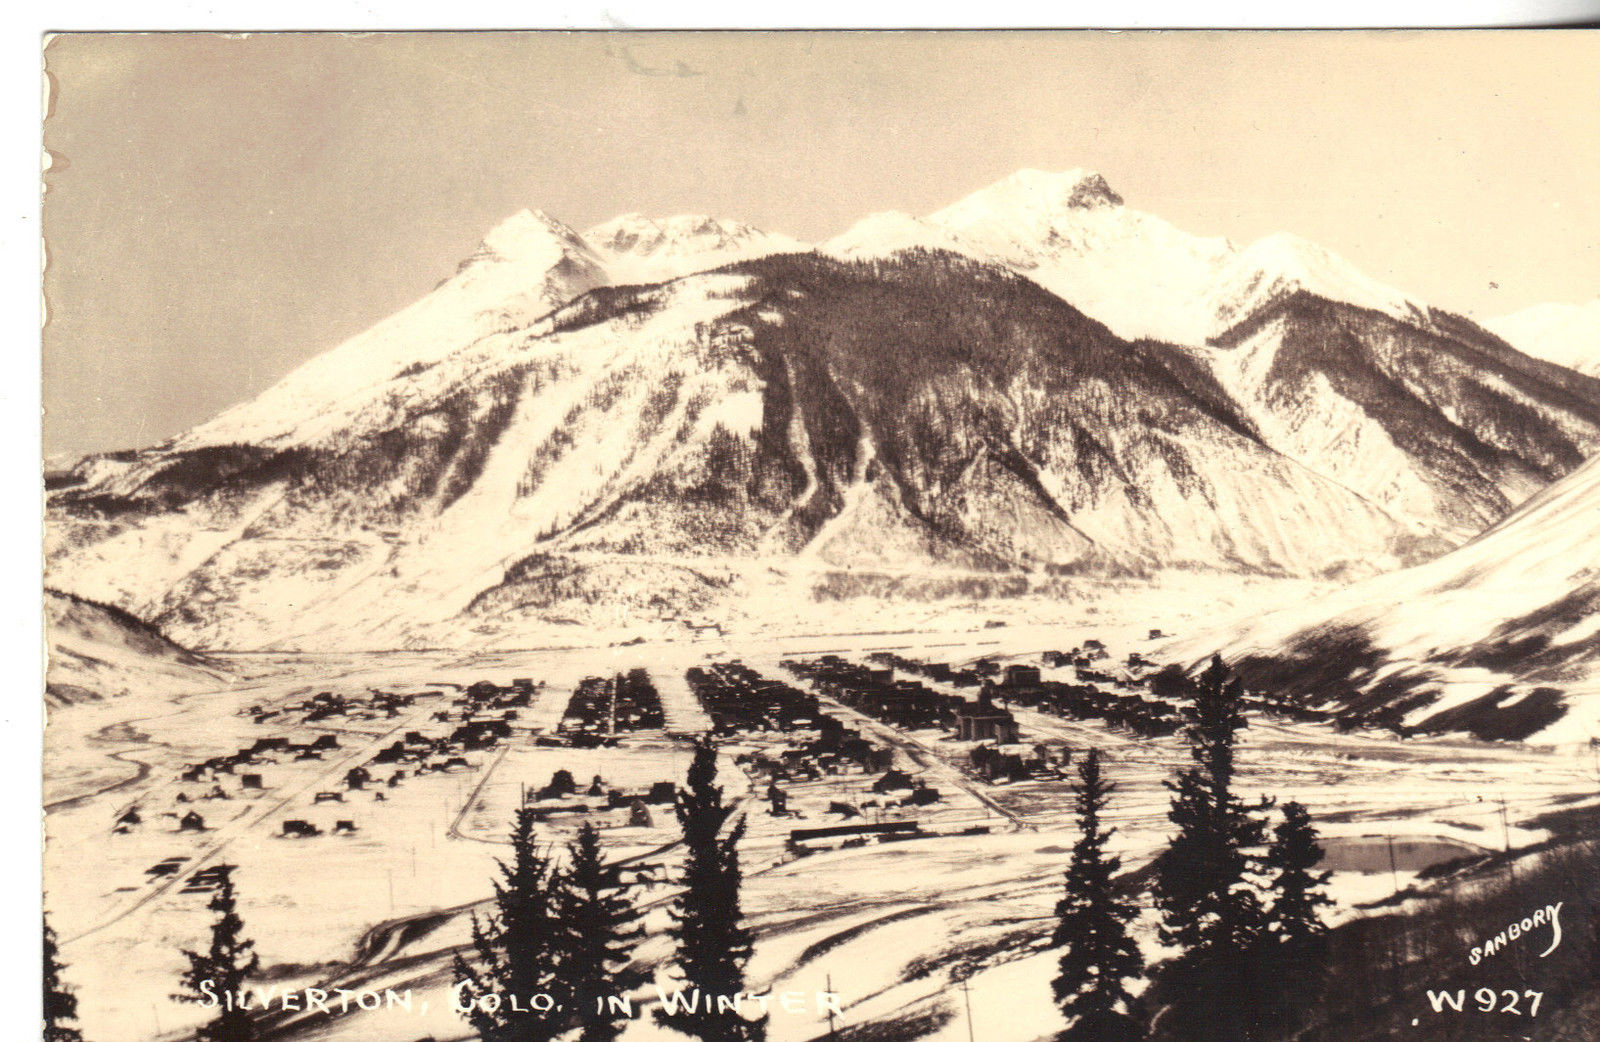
[721,249,1293,550]
[53,361,533,526]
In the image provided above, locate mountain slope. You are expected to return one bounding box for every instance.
[1200,293,1600,540]
[45,589,231,706]
[1172,452,1600,743]
[1485,299,1600,377]
[165,210,805,452]
[829,170,1600,543]
[49,252,1455,649]
[49,272,767,648]
[177,210,611,450]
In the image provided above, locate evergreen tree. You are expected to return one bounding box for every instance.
[1151,655,1273,1042]
[555,822,646,1042]
[44,912,84,1042]
[453,807,568,1042]
[173,865,259,1042]
[657,741,764,1042]
[1051,748,1144,1042]
[1256,801,1332,1032]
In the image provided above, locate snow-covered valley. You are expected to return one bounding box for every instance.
[44,584,1600,1042]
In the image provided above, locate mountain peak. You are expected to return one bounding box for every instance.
[1210,232,1428,331]
[585,213,783,256]
[936,168,1126,228]
[583,212,805,283]
[1004,167,1125,208]
[925,168,1136,270]
[473,208,593,268]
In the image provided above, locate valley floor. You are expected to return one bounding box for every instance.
[44,577,1600,1042]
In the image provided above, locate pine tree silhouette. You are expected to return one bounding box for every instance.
[657,741,764,1042]
[44,912,84,1042]
[173,865,259,1042]
[453,806,569,1042]
[1256,801,1332,1032]
[1151,655,1273,1042]
[555,822,646,1042]
[1051,748,1145,1042]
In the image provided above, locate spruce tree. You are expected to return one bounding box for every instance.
[44,912,84,1042]
[173,865,259,1042]
[1051,748,1144,1042]
[657,741,764,1042]
[555,822,646,1042]
[453,806,568,1042]
[1151,655,1272,1042]
[1256,801,1332,1032]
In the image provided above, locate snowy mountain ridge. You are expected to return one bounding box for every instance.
[1486,298,1600,377]
[585,212,806,284]
[178,208,804,452]
[828,167,1434,346]
[45,588,232,706]
[182,168,1470,452]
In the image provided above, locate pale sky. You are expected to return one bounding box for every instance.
[41,30,1600,460]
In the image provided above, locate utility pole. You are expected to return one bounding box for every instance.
[1385,834,1399,896]
[826,973,838,1040]
[1499,794,1516,881]
[960,976,976,1042]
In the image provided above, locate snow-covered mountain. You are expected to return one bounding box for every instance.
[1172,452,1600,744]
[174,209,805,451]
[1194,294,1600,542]
[831,170,1600,543]
[825,168,1434,346]
[585,213,805,285]
[44,171,1600,650]
[1485,299,1600,377]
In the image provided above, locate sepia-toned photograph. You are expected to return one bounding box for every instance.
[39,29,1600,1042]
